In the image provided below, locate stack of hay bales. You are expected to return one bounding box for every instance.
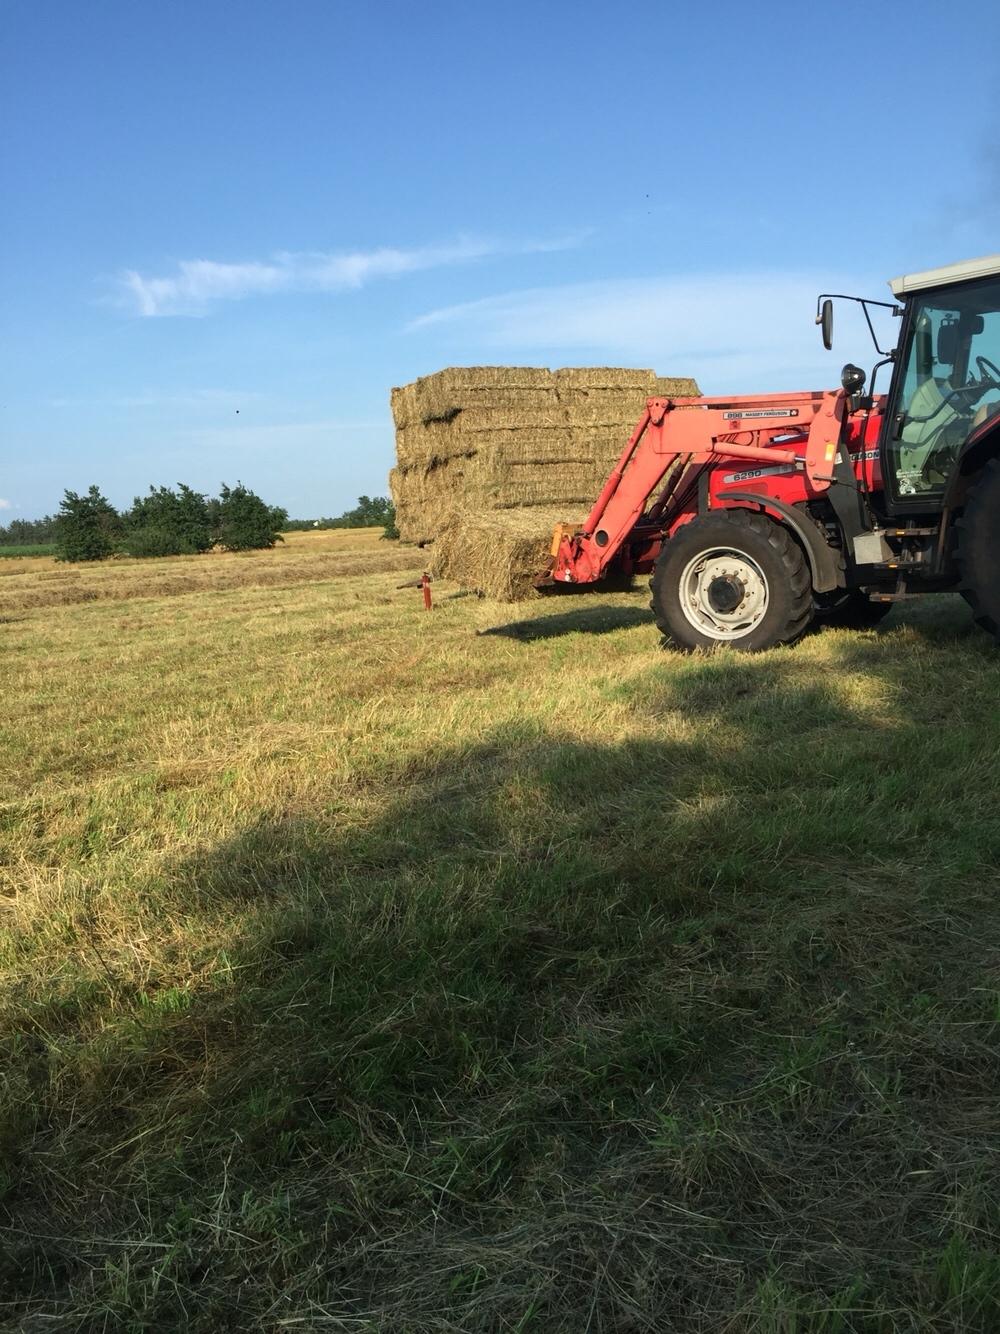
[390,367,700,599]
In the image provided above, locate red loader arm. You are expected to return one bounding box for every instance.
[544,389,848,585]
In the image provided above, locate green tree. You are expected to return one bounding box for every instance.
[353,495,393,527]
[124,483,213,557]
[325,495,396,529]
[54,486,122,562]
[214,483,287,552]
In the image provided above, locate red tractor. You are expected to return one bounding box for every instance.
[539,255,1000,650]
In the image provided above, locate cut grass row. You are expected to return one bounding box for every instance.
[1,533,999,1330]
[0,527,417,613]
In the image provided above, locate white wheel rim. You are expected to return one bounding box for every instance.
[678,546,769,641]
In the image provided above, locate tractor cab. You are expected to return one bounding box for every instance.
[817,256,1000,517]
[883,256,1000,511]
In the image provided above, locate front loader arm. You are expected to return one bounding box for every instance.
[545,390,847,585]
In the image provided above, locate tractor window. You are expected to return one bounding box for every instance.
[888,276,1000,499]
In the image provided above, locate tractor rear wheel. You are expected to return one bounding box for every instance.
[650,510,813,651]
[958,457,1000,641]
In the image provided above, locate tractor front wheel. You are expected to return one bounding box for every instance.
[650,510,813,652]
[958,456,1000,642]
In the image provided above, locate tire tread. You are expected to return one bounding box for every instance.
[957,457,1000,642]
[650,510,812,651]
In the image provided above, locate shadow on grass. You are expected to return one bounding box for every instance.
[5,639,1000,1331]
[479,601,650,640]
[887,590,984,638]
[483,591,983,650]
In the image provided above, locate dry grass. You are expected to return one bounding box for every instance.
[2,531,1000,1331]
[0,528,417,614]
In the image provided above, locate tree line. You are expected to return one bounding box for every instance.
[3,488,400,560]
[53,483,288,562]
[283,495,397,535]
[0,515,59,545]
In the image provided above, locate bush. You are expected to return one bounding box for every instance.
[124,526,198,558]
[214,483,287,552]
[50,481,289,561]
[54,486,122,562]
[124,485,213,556]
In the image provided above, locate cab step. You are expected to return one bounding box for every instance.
[868,575,918,603]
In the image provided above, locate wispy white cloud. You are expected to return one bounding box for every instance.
[0,498,12,511]
[409,273,893,393]
[119,234,584,317]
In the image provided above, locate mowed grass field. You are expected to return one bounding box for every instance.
[2,528,999,1332]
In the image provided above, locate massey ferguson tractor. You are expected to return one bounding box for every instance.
[539,254,1000,651]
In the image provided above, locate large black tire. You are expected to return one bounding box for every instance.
[650,510,813,652]
[957,457,1000,641]
[815,590,894,630]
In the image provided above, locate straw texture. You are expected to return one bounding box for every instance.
[390,366,700,597]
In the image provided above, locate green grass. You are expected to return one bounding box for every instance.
[1,533,1000,1330]
[0,542,56,558]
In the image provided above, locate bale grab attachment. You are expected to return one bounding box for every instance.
[538,390,848,587]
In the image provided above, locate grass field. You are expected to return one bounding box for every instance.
[2,528,999,1331]
[0,543,56,559]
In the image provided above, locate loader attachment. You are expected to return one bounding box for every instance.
[535,522,583,589]
[549,522,578,559]
[539,390,845,588]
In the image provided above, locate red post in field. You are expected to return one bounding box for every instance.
[421,572,432,610]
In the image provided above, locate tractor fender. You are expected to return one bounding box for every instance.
[717,492,843,594]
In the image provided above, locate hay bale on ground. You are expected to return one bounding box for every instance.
[430,507,577,602]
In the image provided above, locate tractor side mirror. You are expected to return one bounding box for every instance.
[936,318,959,366]
[817,298,834,351]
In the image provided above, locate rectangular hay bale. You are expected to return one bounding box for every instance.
[390,366,702,565]
[430,507,580,602]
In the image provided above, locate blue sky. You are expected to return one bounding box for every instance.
[2,0,999,521]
